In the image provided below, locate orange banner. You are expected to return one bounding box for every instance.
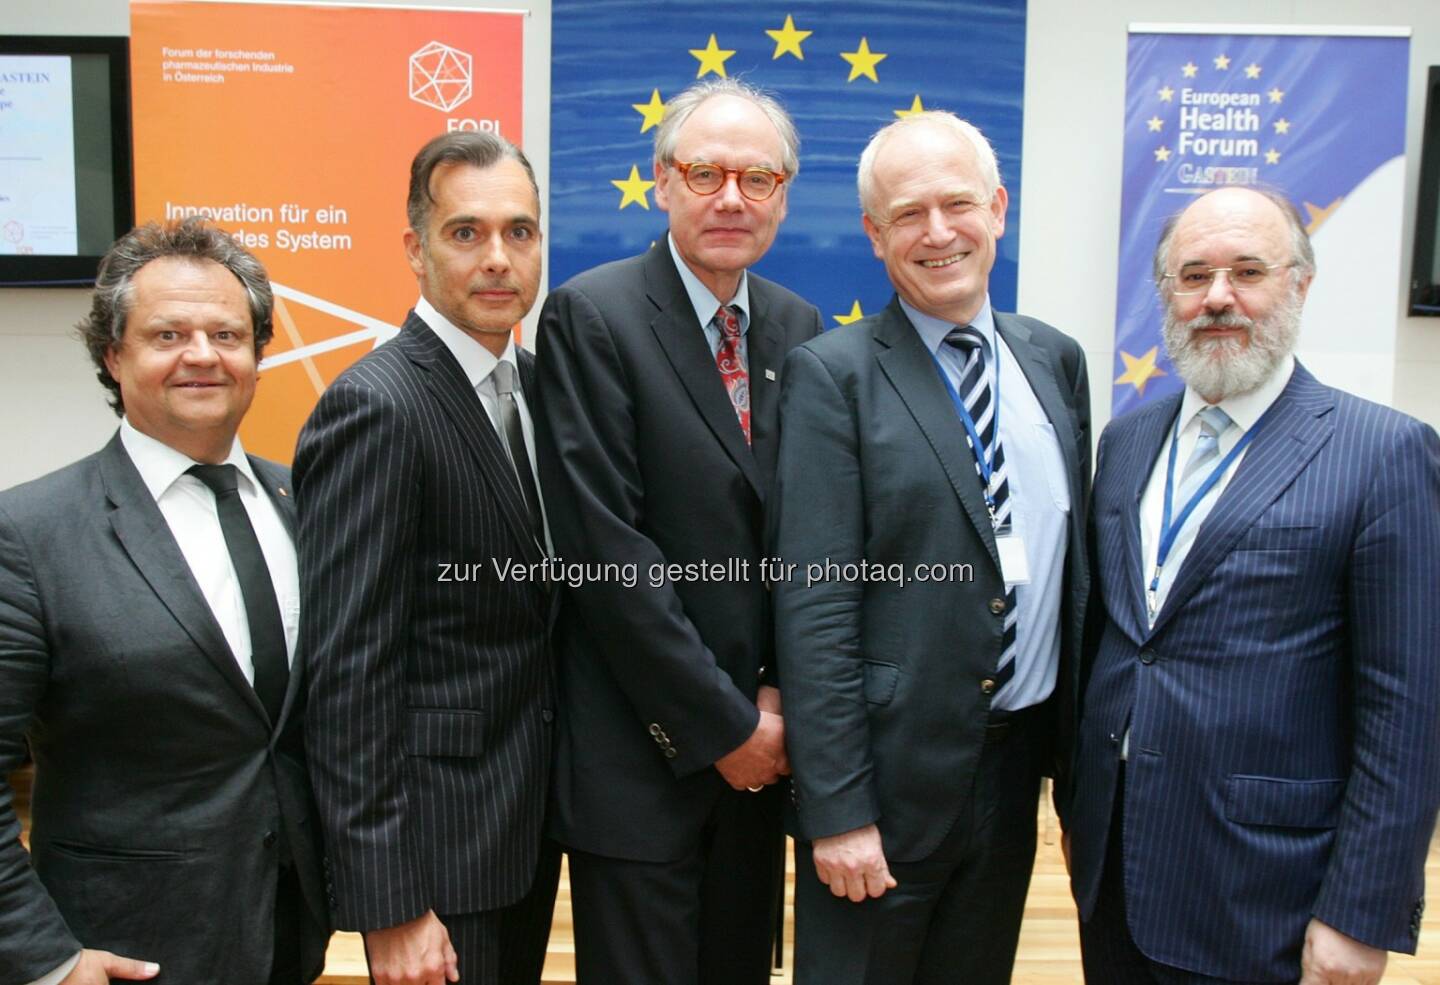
[130,0,524,461]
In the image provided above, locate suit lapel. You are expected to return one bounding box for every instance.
[643,245,763,499]
[873,297,999,570]
[99,435,270,724]
[746,286,784,492]
[399,315,545,568]
[1149,364,1334,636]
[251,456,304,729]
[1109,399,1178,640]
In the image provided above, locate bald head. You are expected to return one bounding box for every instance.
[1155,186,1315,294]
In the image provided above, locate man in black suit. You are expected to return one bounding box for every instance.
[772,111,1091,984]
[295,132,558,985]
[0,219,329,985]
[533,79,822,985]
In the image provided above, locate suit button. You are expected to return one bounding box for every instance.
[989,597,1006,615]
[263,831,278,849]
[756,665,768,682]
[648,723,662,736]
[980,678,996,695]
[1139,647,1157,665]
[664,747,678,759]
[1109,733,1119,746]
[542,708,554,723]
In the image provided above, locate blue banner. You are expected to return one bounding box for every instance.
[550,1,1028,328]
[1112,28,1409,414]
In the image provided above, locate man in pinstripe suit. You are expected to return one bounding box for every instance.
[1069,186,1440,985]
[295,133,558,985]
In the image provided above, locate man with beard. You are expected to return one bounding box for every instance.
[1067,186,1440,985]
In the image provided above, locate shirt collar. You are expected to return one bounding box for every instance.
[414,295,518,390]
[901,295,996,356]
[119,417,257,502]
[1178,353,1295,434]
[667,232,751,334]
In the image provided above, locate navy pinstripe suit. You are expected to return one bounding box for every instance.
[294,314,555,946]
[1069,363,1440,981]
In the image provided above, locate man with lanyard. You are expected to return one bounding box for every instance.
[772,110,1092,985]
[1068,186,1440,985]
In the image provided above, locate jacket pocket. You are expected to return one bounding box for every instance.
[403,708,486,757]
[1225,774,1344,829]
[862,661,900,705]
[48,840,187,862]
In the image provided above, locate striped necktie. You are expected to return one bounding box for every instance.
[946,326,1017,694]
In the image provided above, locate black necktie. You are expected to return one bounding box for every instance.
[945,327,1017,693]
[187,464,289,722]
[491,361,546,551]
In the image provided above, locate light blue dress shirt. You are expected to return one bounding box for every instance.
[902,296,1070,712]
[667,232,751,364]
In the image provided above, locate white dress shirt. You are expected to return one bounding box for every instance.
[414,296,551,550]
[904,296,1071,711]
[33,422,300,985]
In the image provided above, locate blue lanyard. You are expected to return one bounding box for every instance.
[928,338,1003,523]
[1147,409,1262,615]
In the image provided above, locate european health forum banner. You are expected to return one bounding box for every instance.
[549,0,1028,329]
[130,0,524,461]
[1112,25,1410,416]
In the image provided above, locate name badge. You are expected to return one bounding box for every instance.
[995,531,1030,587]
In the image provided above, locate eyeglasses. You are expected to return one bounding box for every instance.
[1163,261,1291,295]
[672,160,788,202]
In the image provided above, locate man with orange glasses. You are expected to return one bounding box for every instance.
[533,79,821,985]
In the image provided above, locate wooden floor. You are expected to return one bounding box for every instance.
[11,768,1440,983]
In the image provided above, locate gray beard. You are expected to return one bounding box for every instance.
[1162,288,1302,401]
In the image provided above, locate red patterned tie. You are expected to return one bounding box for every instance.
[713,304,751,444]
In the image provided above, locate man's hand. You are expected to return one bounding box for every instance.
[755,685,790,776]
[811,823,897,902]
[60,950,159,984]
[1299,918,1387,985]
[364,910,460,985]
[714,705,787,791]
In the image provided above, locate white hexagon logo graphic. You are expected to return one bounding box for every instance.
[409,41,473,113]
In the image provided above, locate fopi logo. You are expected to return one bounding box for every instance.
[407,41,501,134]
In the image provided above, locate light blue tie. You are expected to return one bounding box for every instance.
[1179,405,1233,494]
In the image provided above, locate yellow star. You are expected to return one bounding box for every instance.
[1268,87,1285,104]
[1181,62,1198,78]
[1213,54,1231,70]
[631,89,666,133]
[766,14,812,60]
[1264,148,1281,165]
[1155,146,1172,163]
[611,165,655,210]
[1158,85,1175,102]
[841,37,888,83]
[1273,118,1291,134]
[895,95,926,119]
[1115,347,1167,396]
[1245,62,1262,79]
[690,34,736,79]
[1146,115,1164,132]
[1302,198,1343,235]
[833,300,865,326]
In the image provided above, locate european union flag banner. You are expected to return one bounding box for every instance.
[550,1,1027,328]
[1112,26,1410,416]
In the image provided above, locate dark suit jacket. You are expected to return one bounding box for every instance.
[0,433,328,985]
[533,242,822,861]
[294,312,554,932]
[1070,363,1440,981]
[771,297,1091,861]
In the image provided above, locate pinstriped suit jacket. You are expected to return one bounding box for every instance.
[294,313,554,932]
[1069,363,1440,980]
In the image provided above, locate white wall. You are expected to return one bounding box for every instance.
[1018,0,1440,429]
[4,0,1438,488]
